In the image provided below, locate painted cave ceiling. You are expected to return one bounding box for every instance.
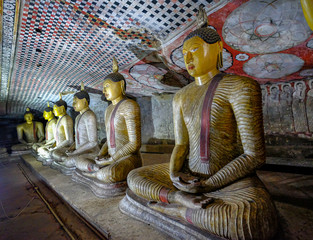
[0,0,312,115]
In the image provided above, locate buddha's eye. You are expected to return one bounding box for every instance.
[190,48,198,53]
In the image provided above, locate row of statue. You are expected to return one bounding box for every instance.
[11,27,277,239]
[262,80,313,135]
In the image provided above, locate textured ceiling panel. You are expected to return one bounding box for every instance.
[0,0,312,116]
[4,0,221,114]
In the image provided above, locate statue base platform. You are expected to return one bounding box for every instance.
[72,169,128,198]
[119,189,224,240]
[50,161,75,175]
[42,157,54,166]
[10,149,32,156]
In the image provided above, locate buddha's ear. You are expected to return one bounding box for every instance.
[217,41,223,52]
[120,81,125,95]
[84,98,89,107]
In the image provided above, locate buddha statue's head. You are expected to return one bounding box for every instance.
[183,27,223,79]
[43,102,54,121]
[103,57,126,102]
[24,108,34,124]
[73,82,90,112]
[53,94,67,117]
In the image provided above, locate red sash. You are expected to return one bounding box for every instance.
[110,99,126,148]
[33,122,37,142]
[45,122,48,140]
[200,73,225,163]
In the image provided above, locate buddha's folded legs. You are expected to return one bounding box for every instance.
[32,142,44,151]
[38,147,51,158]
[84,155,142,183]
[11,143,31,151]
[61,153,98,168]
[51,147,68,162]
[127,163,277,240]
[128,163,175,202]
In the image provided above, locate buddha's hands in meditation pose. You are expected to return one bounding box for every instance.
[94,155,114,166]
[65,144,76,156]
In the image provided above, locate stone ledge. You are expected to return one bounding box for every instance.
[21,154,170,240]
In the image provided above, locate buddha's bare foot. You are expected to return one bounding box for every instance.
[174,191,213,209]
[82,171,97,178]
[59,159,75,167]
[148,201,186,219]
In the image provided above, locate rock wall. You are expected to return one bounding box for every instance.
[137,94,175,144]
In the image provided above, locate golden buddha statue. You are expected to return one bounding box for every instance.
[123,27,277,239]
[71,58,142,197]
[34,102,57,153]
[53,83,100,175]
[11,108,44,152]
[40,95,74,165]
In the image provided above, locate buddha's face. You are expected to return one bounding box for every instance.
[53,105,65,117]
[24,113,33,124]
[183,36,222,78]
[103,79,123,101]
[73,96,88,112]
[43,110,53,120]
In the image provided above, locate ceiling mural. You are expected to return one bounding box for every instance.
[0,0,312,116]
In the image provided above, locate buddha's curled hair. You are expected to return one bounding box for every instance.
[55,99,67,110]
[104,72,127,91]
[74,90,90,104]
[184,27,221,44]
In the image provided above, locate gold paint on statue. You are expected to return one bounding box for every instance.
[35,102,57,152]
[127,28,277,239]
[301,0,313,30]
[77,58,142,184]
[39,94,74,160]
[12,108,44,151]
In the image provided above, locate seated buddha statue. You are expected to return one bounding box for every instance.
[123,27,277,239]
[34,102,57,154]
[53,83,99,175]
[40,95,74,165]
[11,108,44,153]
[71,58,142,197]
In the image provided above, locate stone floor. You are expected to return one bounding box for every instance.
[1,153,313,240]
[0,158,70,240]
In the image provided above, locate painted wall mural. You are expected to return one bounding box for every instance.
[222,0,312,54]
[261,79,313,137]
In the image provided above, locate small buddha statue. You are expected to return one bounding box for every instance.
[34,102,57,154]
[53,82,99,175]
[123,27,277,239]
[72,58,142,197]
[11,108,44,152]
[40,95,74,165]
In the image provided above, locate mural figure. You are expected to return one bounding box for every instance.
[292,81,309,133]
[279,83,294,133]
[12,108,44,152]
[122,27,277,239]
[268,85,281,133]
[306,79,313,133]
[261,85,270,132]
